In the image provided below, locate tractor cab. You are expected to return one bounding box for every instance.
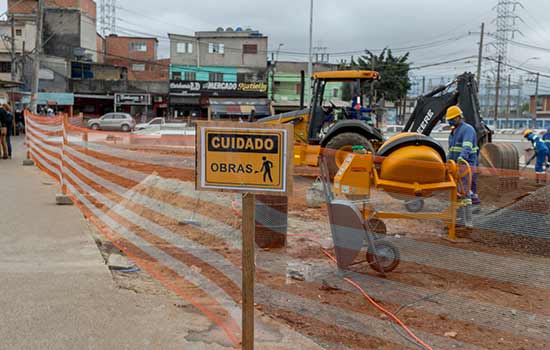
[308,70,382,144]
[259,69,385,174]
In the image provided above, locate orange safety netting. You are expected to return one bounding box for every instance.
[24,111,550,350]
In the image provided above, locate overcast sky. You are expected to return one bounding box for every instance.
[2,0,550,93]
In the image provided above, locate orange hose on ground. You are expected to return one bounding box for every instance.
[322,248,433,350]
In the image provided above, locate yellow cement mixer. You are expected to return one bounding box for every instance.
[332,133,470,241]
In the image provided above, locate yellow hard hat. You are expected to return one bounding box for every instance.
[446,106,463,121]
[523,129,534,138]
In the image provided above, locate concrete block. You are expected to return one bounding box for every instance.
[22,159,35,166]
[108,254,135,270]
[55,194,73,206]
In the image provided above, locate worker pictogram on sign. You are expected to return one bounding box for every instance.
[196,122,293,195]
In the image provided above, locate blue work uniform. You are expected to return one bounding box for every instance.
[527,134,549,174]
[448,121,479,202]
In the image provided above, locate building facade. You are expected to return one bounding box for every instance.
[528,95,550,129]
[168,28,269,120]
[104,35,168,81]
[268,61,345,113]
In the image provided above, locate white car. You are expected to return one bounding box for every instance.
[383,125,404,133]
[135,117,166,130]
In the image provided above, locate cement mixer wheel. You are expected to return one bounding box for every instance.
[366,240,400,273]
[404,198,425,213]
[325,132,374,178]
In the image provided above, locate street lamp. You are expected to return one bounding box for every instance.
[519,56,540,68]
[276,43,284,62]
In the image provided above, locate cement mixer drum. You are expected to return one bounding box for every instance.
[377,133,447,185]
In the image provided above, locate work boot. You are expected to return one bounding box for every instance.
[465,205,474,228]
[471,195,481,214]
[456,206,465,226]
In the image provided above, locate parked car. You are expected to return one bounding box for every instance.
[432,124,452,133]
[135,117,167,130]
[87,113,136,132]
[383,124,405,133]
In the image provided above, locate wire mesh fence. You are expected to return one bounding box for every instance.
[25,111,550,350]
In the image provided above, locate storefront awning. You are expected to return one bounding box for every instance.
[170,96,201,105]
[209,98,271,117]
[22,92,74,106]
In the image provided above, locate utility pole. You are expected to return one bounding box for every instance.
[533,72,539,129]
[30,0,45,113]
[306,0,313,107]
[517,75,523,118]
[494,55,502,125]
[10,14,16,81]
[505,74,511,128]
[476,22,484,85]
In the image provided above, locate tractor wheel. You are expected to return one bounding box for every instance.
[366,240,400,274]
[325,132,374,179]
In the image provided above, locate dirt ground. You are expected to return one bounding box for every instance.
[72,143,549,350]
[277,173,550,349]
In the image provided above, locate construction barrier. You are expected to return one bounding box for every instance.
[25,111,550,350]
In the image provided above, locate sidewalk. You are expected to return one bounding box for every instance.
[0,137,321,350]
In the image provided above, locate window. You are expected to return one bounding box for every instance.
[209,72,224,82]
[15,29,22,36]
[184,71,196,80]
[172,72,182,80]
[295,83,302,94]
[130,42,147,52]
[176,42,193,54]
[536,96,543,112]
[237,72,255,82]
[208,43,224,54]
[0,62,11,73]
[243,44,257,54]
[332,88,339,98]
[132,64,146,71]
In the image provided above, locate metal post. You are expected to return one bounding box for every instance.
[494,55,502,125]
[306,0,313,107]
[30,0,44,113]
[299,70,305,109]
[10,14,16,81]
[422,76,425,95]
[533,72,539,129]
[476,23,485,85]
[505,74,511,128]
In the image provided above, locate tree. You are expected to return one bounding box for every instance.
[352,48,411,103]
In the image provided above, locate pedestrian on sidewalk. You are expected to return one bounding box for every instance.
[4,104,13,159]
[0,104,8,159]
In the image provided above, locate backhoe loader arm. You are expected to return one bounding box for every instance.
[403,72,493,147]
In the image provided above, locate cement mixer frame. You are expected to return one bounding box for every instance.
[329,134,470,248]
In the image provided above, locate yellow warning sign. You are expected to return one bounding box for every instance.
[196,122,293,195]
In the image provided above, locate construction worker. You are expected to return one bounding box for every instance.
[543,128,550,145]
[523,129,549,184]
[446,105,478,227]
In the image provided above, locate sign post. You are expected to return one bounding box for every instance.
[241,192,255,350]
[196,122,293,350]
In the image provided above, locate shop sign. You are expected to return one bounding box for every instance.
[115,93,151,105]
[170,80,268,97]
